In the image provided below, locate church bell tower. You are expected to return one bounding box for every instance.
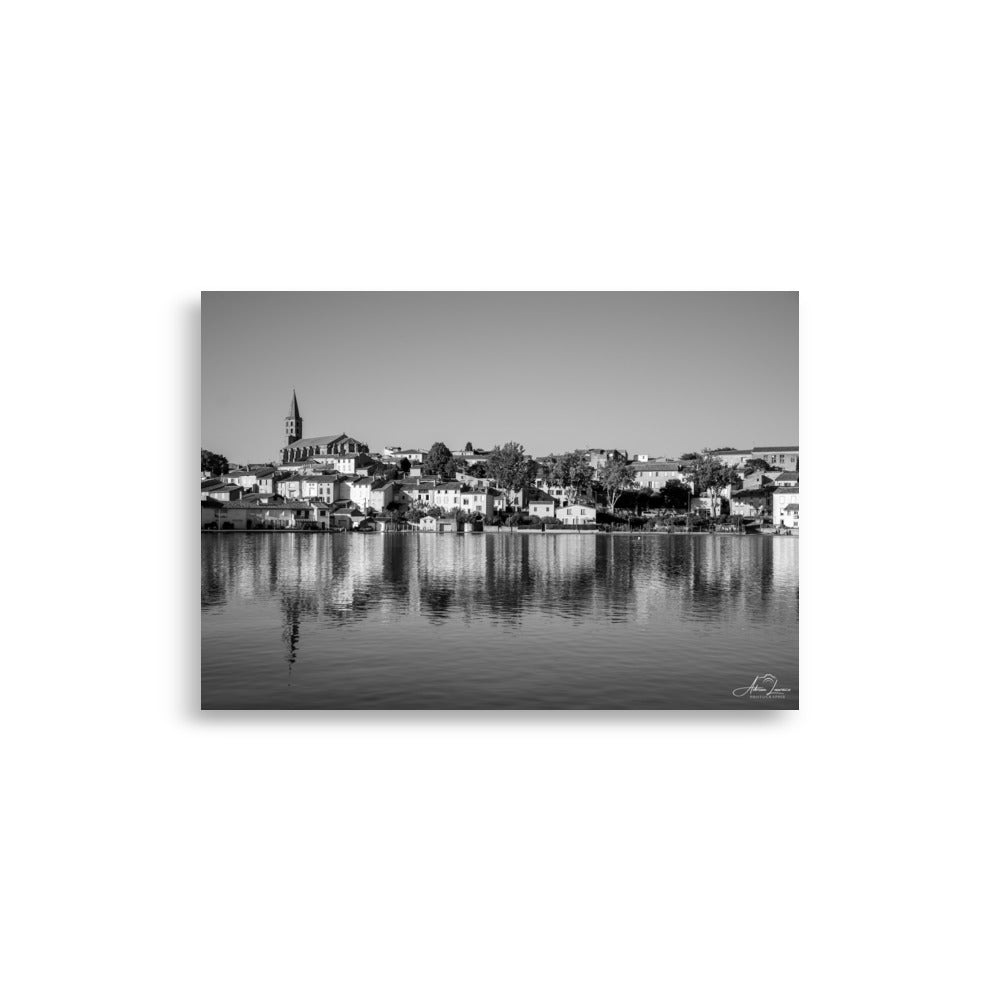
[285,390,303,445]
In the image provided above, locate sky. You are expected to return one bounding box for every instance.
[202,291,798,464]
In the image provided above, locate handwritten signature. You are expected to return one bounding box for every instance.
[733,673,792,698]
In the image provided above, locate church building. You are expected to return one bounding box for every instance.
[279,391,369,463]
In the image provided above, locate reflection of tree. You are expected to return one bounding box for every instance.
[201,532,797,656]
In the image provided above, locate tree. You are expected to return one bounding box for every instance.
[467,461,490,478]
[550,450,594,503]
[425,442,457,479]
[486,442,536,503]
[659,482,690,511]
[595,458,638,511]
[201,449,229,476]
[680,452,701,461]
[687,453,741,497]
[464,441,473,452]
[743,458,773,474]
[399,457,411,476]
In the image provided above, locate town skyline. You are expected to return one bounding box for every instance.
[202,291,797,464]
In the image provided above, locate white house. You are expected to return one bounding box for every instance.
[459,489,497,517]
[418,514,458,533]
[349,476,376,510]
[528,495,556,519]
[773,488,800,528]
[555,503,597,525]
[432,481,464,511]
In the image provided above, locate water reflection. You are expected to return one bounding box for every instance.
[201,533,798,709]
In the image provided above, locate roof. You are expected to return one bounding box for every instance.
[529,494,556,504]
[207,483,243,493]
[752,445,799,453]
[287,390,301,420]
[774,487,800,494]
[774,471,799,480]
[785,503,799,511]
[353,476,374,486]
[224,498,318,510]
[632,461,681,472]
[200,479,224,490]
[437,481,463,490]
[201,498,224,508]
[286,433,355,449]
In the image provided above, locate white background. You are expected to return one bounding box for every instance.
[3,3,998,998]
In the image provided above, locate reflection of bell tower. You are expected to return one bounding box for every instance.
[285,389,303,445]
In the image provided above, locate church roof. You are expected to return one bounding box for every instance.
[287,390,301,420]
[286,433,354,449]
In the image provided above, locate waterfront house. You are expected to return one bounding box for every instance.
[779,503,799,529]
[773,488,800,528]
[418,514,458,533]
[730,491,770,519]
[201,497,224,526]
[555,503,597,525]
[220,498,329,529]
[528,494,557,519]
[432,481,464,511]
[459,488,497,517]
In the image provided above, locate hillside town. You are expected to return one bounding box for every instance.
[201,392,799,534]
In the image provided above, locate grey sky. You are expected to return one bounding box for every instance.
[202,291,797,464]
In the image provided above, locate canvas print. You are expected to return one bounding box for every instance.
[201,291,798,709]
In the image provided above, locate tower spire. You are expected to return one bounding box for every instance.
[284,389,303,446]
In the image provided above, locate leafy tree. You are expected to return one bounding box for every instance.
[550,450,594,503]
[595,458,638,511]
[399,457,411,475]
[680,452,701,461]
[424,442,457,479]
[487,442,536,501]
[688,454,741,496]
[464,441,473,452]
[659,482,690,510]
[743,458,773,474]
[467,461,490,478]
[201,449,229,476]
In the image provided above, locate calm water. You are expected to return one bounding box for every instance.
[202,533,798,709]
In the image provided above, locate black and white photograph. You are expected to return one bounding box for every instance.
[7,4,995,999]
[202,291,798,709]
